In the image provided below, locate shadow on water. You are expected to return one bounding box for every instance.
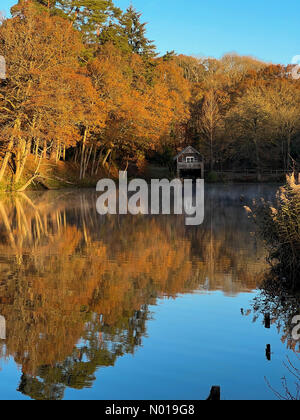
[0,184,296,400]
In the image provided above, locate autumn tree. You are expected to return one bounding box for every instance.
[198,89,223,171]
[1,2,299,186]
[225,87,272,179]
[18,0,122,42]
[176,55,207,83]
[264,80,300,170]
[88,43,189,171]
[0,3,105,188]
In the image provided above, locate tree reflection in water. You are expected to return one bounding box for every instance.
[244,270,300,399]
[251,281,300,353]
[0,187,271,399]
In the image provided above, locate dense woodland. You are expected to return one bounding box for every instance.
[0,0,300,190]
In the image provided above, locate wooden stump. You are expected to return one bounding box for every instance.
[264,313,271,329]
[266,344,271,361]
[207,386,221,400]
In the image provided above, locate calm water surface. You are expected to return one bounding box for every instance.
[0,184,299,400]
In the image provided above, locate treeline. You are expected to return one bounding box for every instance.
[180,54,300,178]
[0,0,300,190]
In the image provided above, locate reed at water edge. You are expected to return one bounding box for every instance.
[245,174,300,290]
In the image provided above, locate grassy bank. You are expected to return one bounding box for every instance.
[0,155,119,192]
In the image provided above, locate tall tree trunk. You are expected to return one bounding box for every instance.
[254,138,261,182]
[43,140,48,159]
[80,128,88,180]
[14,139,31,184]
[91,145,97,176]
[102,149,112,168]
[0,138,14,182]
[210,130,214,171]
[287,132,291,171]
[50,141,56,161]
[74,147,79,164]
[35,138,39,162]
[95,148,103,175]
[55,142,61,164]
[282,140,286,173]
[82,144,93,179]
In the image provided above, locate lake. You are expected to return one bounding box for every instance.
[0,184,299,400]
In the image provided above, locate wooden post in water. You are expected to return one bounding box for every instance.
[266,344,271,361]
[264,313,271,329]
[0,315,5,340]
[206,386,221,400]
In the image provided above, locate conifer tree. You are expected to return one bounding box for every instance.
[58,0,121,42]
[119,6,156,58]
[14,0,122,42]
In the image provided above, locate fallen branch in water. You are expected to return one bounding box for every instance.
[43,175,76,185]
[16,174,76,192]
[16,155,43,192]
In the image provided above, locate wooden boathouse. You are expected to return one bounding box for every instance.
[174,146,204,178]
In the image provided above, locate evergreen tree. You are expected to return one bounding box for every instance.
[13,0,122,42]
[56,0,121,42]
[119,6,157,58]
[163,51,177,61]
[99,22,132,54]
[13,2,156,57]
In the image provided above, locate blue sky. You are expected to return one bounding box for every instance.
[1,0,299,64]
